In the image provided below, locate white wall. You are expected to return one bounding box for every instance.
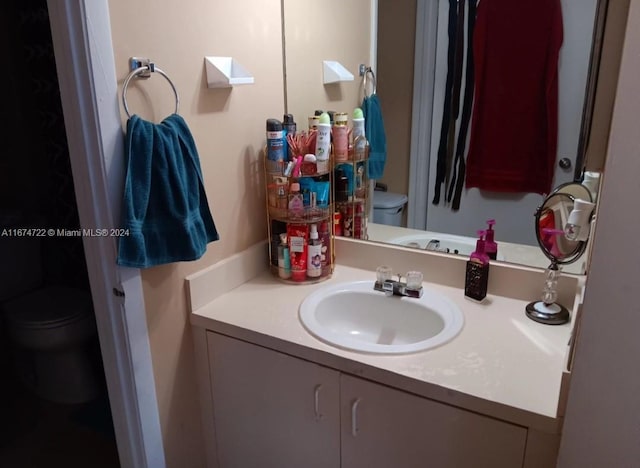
[283,0,371,126]
[376,0,417,199]
[558,0,640,464]
[107,0,285,465]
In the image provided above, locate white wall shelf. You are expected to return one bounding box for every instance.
[322,60,354,84]
[205,56,254,88]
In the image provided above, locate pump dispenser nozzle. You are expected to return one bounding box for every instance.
[470,230,490,265]
[484,219,498,260]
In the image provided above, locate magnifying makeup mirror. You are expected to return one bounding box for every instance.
[526,183,595,325]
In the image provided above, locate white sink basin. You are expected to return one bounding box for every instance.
[387,234,505,261]
[299,281,464,354]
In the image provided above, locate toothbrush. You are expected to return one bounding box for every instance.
[292,155,303,177]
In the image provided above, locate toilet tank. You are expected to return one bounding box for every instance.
[0,212,44,302]
[372,191,408,227]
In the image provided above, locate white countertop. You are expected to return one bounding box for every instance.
[190,261,576,432]
[367,222,586,274]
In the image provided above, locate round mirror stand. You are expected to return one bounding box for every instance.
[526,301,570,325]
[527,182,594,326]
[525,264,570,325]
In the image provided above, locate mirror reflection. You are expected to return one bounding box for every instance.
[282,0,606,273]
[535,182,595,263]
[537,193,582,260]
[527,182,595,324]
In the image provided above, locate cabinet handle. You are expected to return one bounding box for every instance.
[351,398,362,436]
[314,384,323,421]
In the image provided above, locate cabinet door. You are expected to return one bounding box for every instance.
[341,374,527,468]
[207,332,340,468]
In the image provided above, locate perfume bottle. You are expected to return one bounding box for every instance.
[288,182,304,219]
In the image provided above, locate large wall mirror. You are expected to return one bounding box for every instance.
[282,0,623,273]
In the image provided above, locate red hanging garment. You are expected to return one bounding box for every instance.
[465,0,563,194]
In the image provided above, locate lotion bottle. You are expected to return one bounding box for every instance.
[288,224,308,282]
[465,230,490,301]
[277,233,291,279]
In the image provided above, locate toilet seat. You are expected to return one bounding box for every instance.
[3,287,93,330]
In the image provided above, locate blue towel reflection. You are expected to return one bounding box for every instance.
[362,94,387,180]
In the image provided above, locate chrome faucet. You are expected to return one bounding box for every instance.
[373,268,424,298]
[425,239,440,251]
[424,239,458,255]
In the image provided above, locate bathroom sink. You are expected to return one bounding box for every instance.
[299,281,464,354]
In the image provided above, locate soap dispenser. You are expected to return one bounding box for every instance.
[485,219,498,260]
[465,230,490,302]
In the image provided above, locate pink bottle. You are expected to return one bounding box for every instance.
[485,219,498,260]
[470,230,490,265]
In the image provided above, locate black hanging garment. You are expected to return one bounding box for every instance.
[432,0,477,208]
[432,0,460,205]
[448,0,477,210]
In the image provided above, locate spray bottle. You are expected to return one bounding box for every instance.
[315,112,331,172]
[266,118,284,162]
[282,114,297,159]
[306,224,323,278]
[352,107,366,155]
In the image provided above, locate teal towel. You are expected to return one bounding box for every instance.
[362,94,387,180]
[117,114,219,268]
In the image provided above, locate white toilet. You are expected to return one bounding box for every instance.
[373,191,408,227]
[0,216,99,404]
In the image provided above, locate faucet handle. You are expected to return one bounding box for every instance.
[396,273,404,284]
[376,265,393,283]
[406,271,423,289]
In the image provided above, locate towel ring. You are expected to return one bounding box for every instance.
[363,67,377,97]
[122,64,180,118]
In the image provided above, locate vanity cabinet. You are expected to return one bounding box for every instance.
[340,374,526,468]
[206,332,531,468]
[208,332,340,468]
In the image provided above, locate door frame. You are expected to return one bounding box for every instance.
[47,1,165,467]
[407,0,439,230]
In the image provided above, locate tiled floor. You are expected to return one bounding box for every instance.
[0,350,120,468]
